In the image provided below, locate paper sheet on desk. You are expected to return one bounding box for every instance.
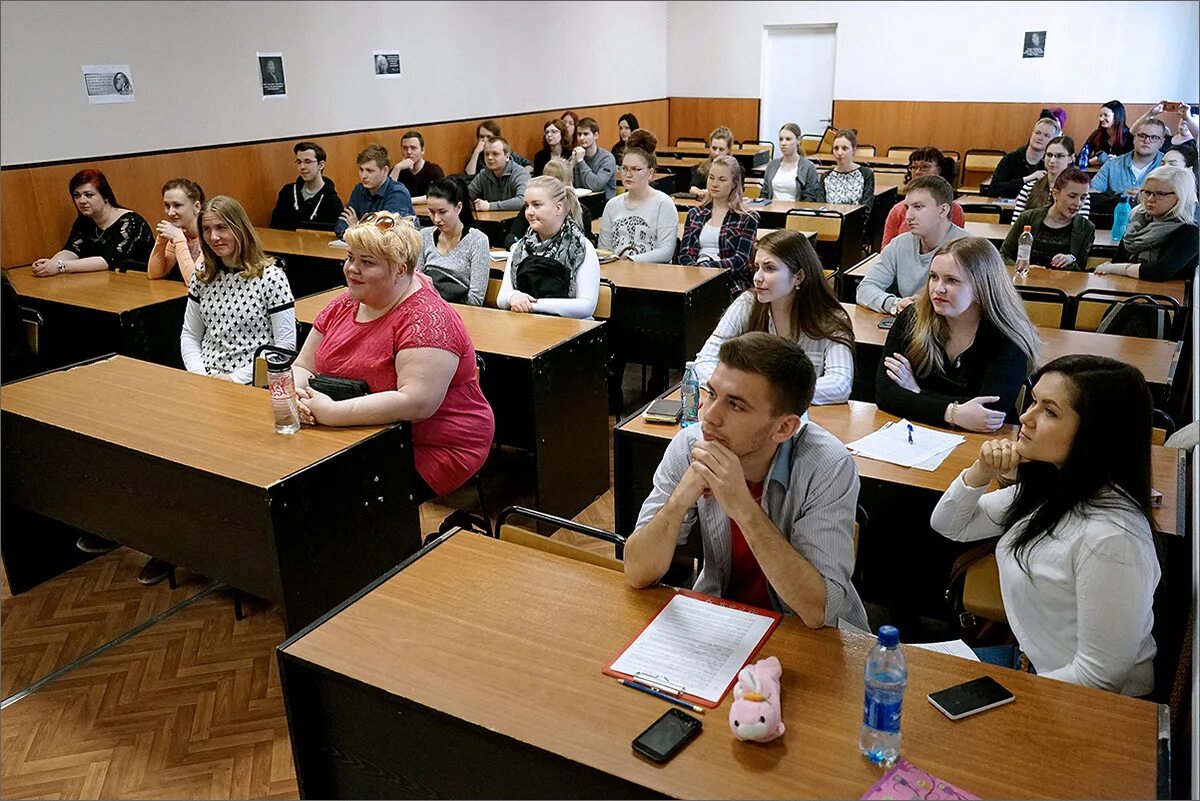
[608,593,775,705]
[845,420,964,471]
[911,640,980,662]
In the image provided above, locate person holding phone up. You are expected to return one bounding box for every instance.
[876,237,1041,433]
[930,355,1160,696]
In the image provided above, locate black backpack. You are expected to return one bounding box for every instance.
[1094,294,1169,339]
[514,254,571,299]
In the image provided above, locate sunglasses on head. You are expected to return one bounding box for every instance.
[357,212,400,231]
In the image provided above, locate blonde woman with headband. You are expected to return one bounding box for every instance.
[877,237,1041,432]
[293,211,494,502]
[498,175,600,319]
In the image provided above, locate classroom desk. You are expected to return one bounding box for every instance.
[965,220,1117,252]
[0,356,421,633]
[809,153,919,170]
[4,265,188,371]
[294,291,609,520]
[613,392,1183,539]
[657,143,771,172]
[278,531,1162,800]
[258,228,351,297]
[842,302,1181,389]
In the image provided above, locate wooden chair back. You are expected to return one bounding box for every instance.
[960,149,1006,190]
[744,180,763,200]
[963,211,1002,224]
[498,523,624,572]
[856,145,877,157]
[594,278,615,321]
[785,209,844,242]
[484,277,503,308]
[1015,286,1070,329]
[887,146,918,160]
[963,554,1006,623]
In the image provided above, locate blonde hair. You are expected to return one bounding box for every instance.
[526,174,582,228]
[197,195,273,284]
[709,126,734,149]
[1138,165,1197,223]
[542,157,574,187]
[343,212,422,275]
[907,237,1041,379]
[705,154,751,214]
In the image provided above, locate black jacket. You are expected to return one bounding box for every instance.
[269,178,343,231]
[985,147,1043,199]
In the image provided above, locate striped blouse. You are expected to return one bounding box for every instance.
[1013,177,1091,217]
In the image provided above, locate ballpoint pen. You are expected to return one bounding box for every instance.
[907,423,914,445]
[619,679,704,714]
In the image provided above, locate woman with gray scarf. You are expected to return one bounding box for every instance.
[1095,165,1198,281]
[497,175,600,318]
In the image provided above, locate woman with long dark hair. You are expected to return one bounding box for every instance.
[415,178,490,305]
[611,112,640,164]
[1083,100,1132,166]
[931,355,1160,696]
[693,229,854,403]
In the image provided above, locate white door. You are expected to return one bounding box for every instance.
[760,24,837,147]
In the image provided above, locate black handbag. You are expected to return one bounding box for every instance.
[308,374,370,401]
[514,254,570,299]
[424,265,470,303]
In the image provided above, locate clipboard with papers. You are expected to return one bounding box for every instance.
[602,589,781,708]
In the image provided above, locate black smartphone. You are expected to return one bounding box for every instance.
[631,708,702,763]
[877,318,895,329]
[927,676,1015,721]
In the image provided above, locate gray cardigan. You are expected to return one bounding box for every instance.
[856,224,969,313]
[574,147,617,200]
[467,160,530,211]
[760,156,821,202]
[415,226,491,306]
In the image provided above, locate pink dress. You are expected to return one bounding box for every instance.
[312,273,495,495]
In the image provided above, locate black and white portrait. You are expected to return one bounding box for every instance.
[82,64,136,104]
[258,53,286,97]
[374,50,402,78]
[1023,31,1046,59]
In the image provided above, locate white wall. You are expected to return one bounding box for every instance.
[667,0,1199,102]
[0,0,669,166]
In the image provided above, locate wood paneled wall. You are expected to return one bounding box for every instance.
[834,100,1163,159]
[1,100,668,269]
[668,98,762,147]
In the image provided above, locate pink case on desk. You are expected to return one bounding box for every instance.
[861,759,978,800]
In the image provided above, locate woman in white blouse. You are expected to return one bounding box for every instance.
[760,123,821,202]
[693,229,854,403]
[931,354,1160,696]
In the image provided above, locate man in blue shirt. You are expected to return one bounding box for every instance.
[1091,118,1167,199]
[335,144,414,237]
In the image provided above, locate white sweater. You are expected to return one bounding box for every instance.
[597,190,678,264]
[931,473,1159,696]
[693,292,854,404]
[497,237,600,319]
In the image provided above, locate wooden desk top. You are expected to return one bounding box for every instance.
[4,265,188,314]
[956,194,1018,209]
[284,533,1158,799]
[294,289,600,360]
[657,143,771,159]
[843,252,1187,305]
[842,303,1178,386]
[675,197,864,217]
[966,220,1116,249]
[618,393,1181,535]
[0,356,387,488]
[809,154,915,169]
[258,228,347,262]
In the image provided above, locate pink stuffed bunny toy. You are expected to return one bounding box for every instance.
[729,655,784,742]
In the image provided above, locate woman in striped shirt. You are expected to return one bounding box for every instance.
[1013,135,1091,217]
[693,229,854,404]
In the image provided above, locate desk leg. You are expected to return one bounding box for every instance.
[279,652,661,799]
[119,297,187,368]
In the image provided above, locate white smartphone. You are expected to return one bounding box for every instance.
[927,676,1015,721]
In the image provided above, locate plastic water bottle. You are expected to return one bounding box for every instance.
[681,361,700,426]
[257,345,300,435]
[1015,225,1033,279]
[1077,143,1090,169]
[1112,195,1132,242]
[860,625,906,767]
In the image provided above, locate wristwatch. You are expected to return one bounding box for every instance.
[56,259,66,273]
[888,297,900,315]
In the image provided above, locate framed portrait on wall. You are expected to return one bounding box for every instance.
[258,52,286,98]
[1022,31,1046,58]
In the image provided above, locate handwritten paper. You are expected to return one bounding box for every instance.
[845,420,964,471]
[608,593,775,704]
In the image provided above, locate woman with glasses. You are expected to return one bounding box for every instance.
[760,122,820,202]
[598,130,677,263]
[1094,165,1199,281]
[1083,101,1133,167]
[534,118,572,177]
[1003,167,1095,271]
[293,211,494,503]
[1013,136,1092,217]
[882,147,964,246]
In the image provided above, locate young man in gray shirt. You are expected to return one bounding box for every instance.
[625,332,868,630]
[856,175,969,315]
[572,117,618,200]
[468,137,530,212]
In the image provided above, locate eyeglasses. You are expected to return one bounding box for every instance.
[1139,189,1177,199]
[620,165,648,174]
[295,158,319,166]
[1044,152,1071,159]
[1135,132,1165,142]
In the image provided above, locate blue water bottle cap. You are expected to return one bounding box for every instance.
[877,625,900,647]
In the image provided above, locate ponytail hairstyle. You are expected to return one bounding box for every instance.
[705,154,752,214]
[527,174,582,229]
[906,237,1041,380]
[624,128,659,170]
[1003,355,1156,574]
[833,128,859,151]
[425,177,476,234]
[748,230,854,353]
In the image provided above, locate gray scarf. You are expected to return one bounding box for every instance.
[510,216,587,296]
[1120,208,1189,255]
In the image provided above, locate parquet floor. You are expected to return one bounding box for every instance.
[1,407,626,800]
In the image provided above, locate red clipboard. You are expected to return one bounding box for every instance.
[602,589,782,708]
